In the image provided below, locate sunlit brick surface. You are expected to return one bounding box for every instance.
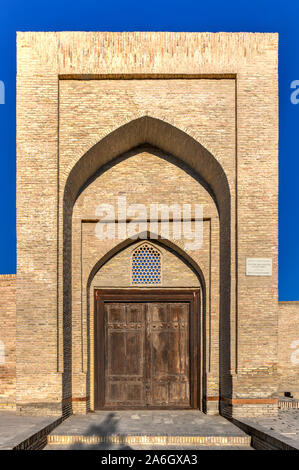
[3,31,294,418]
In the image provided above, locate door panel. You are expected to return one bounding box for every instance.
[148,303,189,406]
[102,300,190,408]
[104,303,145,407]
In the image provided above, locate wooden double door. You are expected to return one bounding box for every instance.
[95,290,200,410]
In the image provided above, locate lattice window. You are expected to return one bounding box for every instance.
[131,243,162,285]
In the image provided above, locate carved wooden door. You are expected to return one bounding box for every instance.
[102,301,190,408]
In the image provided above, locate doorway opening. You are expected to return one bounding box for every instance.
[94,289,200,410]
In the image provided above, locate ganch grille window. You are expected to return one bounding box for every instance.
[131,243,162,285]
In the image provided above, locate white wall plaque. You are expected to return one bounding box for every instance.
[246,258,272,276]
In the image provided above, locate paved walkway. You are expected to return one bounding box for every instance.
[0,411,59,450]
[4,410,297,450]
[45,410,252,450]
[3,410,297,450]
[248,409,299,445]
[47,410,247,437]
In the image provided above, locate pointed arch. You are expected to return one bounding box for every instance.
[86,231,206,293]
[64,115,228,314]
[86,233,207,411]
[61,116,231,414]
[64,116,230,215]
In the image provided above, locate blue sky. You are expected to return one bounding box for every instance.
[0,0,298,300]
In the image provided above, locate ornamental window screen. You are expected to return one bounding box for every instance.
[131,243,162,285]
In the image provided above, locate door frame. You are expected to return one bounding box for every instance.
[94,289,201,410]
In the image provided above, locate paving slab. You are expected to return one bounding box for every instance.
[0,411,60,449]
[46,410,251,449]
[48,410,247,437]
[0,410,253,450]
[248,409,299,445]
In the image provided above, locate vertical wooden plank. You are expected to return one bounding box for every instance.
[96,291,105,409]
[148,302,190,407]
[104,302,146,407]
[190,291,200,408]
[144,303,151,406]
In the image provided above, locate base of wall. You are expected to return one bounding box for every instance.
[17,402,63,417]
[15,402,279,418]
[220,398,278,418]
[203,398,219,415]
[72,397,90,415]
[0,403,16,411]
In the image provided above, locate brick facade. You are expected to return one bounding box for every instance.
[278,302,299,398]
[1,31,294,417]
[0,275,16,410]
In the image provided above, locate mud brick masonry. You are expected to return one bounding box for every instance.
[0,32,298,418]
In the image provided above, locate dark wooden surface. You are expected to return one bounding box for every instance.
[95,290,200,410]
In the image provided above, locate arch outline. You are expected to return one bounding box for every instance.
[60,115,232,414]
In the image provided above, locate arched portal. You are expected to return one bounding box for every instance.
[87,236,205,411]
[61,116,231,415]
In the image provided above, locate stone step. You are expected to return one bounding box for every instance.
[47,433,251,447]
[278,399,299,410]
[45,411,252,449]
[45,443,253,450]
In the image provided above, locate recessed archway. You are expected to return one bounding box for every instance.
[62,116,231,414]
[87,234,206,410]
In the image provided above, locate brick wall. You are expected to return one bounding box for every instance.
[16,32,279,416]
[278,302,299,397]
[0,275,16,410]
